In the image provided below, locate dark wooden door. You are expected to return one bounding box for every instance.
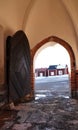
[7,30,32,103]
[6,36,12,102]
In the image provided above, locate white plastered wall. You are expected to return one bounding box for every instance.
[24,0,78,69]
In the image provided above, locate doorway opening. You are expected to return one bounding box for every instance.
[34,42,70,100]
[31,36,76,100]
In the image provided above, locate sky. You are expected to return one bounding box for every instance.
[34,44,70,69]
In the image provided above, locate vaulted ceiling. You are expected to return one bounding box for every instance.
[0,0,78,48]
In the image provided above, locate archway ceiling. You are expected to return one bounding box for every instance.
[0,0,78,45]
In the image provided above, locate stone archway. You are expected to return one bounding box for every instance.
[31,36,76,98]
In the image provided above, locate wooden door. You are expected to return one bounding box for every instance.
[7,30,32,103]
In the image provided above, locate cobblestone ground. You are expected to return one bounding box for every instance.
[0,96,78,130]
[0,75,78,130]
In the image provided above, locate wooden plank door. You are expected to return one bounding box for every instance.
[7,30,32,103]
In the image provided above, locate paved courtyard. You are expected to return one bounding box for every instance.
[35,75,70,99]
[0,75,78,130]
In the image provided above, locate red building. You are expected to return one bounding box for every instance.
[35,65,69,77]
[35,68,48,77]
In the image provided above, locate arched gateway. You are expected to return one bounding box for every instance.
[31,36,76,98]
